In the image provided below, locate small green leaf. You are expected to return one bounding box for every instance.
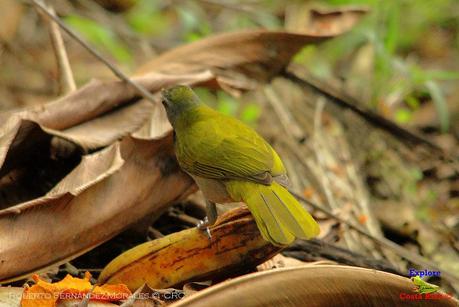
[410,168,423,181]
[217,92,238,116]
[411,66,459,84]
[293,46,317,65]
[422,70,459,81]
[184,23,211,43]
[425,80,449,133]
[394,108,412,124]
[126,0,169,36]
[240,103,261,124]
[194,88,215,104]
[384,2,399,55]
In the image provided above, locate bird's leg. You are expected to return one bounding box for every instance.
[197,201,218,239]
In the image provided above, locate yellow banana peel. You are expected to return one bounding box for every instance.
[98,207,282,291]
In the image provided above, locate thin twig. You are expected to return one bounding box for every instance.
[63,262,79,276]
[290,189,459,284]
[170,211,200,226]
[78,284,96,307]
[42,1,76,94]
[31,0,158,104]
[148,227,165,240]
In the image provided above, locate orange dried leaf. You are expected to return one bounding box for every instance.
[38,273,92,293]
[20,272,131,307]
[358,214,368,224]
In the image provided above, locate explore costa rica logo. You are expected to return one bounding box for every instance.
[399,269,455,301]
[408,268,441,294]
[411,276,439,294]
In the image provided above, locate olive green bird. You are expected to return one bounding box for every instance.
[161,85,319,245]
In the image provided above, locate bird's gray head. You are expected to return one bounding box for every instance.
[161,85,201,125]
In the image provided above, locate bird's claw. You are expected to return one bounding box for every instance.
[197,217,212,240]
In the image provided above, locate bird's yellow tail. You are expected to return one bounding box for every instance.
[226,181,320,246]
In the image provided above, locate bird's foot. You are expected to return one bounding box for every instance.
[197,217,213,240]
[197,201,218,241]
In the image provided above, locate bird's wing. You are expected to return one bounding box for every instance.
[176,114,286,185]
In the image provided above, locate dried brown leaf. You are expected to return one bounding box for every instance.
[170,265,457,307]
[285,5,367,36]
[0,72,212,131]
[0,71,211,206]
[306,7,368,36]
[0,134,195,282]
[135,31,335,91]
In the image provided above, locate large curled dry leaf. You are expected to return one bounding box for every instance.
[135,31,330,78]
[0,72,214,149]
[135,13,365,93]
[170,265,458,307]
[99,207,281,291]
[0,133,195,282]
[0,71,213,207]
[1,15,365,282]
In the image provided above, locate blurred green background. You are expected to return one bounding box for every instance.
[61,0,459,132]
[1,0,458,133]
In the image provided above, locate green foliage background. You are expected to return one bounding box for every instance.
[65,0,459,130]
